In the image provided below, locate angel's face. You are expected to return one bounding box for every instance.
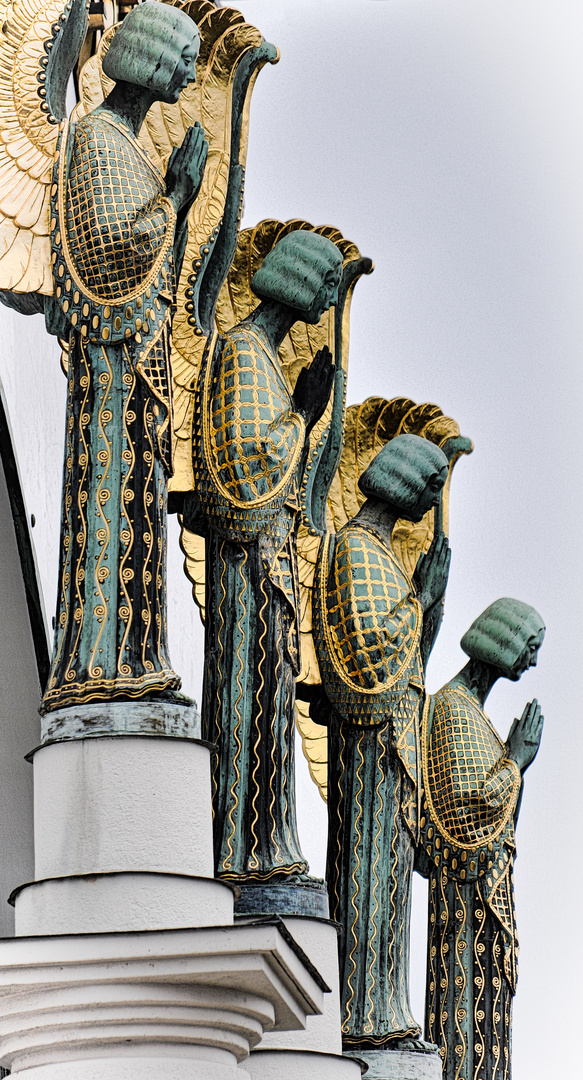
[508,628,545,681]
[304,266,343,324]
[406,466,448,522]
[160,38,200,104]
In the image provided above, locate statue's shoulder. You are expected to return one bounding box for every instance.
[335,521,413,598]
[434,684,487,723]
[69,109,113,145]
[215,323,291,403]
[431,684,505,761]
[222,321,269,352]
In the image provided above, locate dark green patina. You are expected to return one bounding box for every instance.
[418,599,544,1080]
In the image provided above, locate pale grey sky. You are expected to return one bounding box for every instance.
[229,2,582,1076]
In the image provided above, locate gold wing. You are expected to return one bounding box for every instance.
[180,217,373,642]
[0,0,87,294]
[299,396,473,801]
[75,1,279,487]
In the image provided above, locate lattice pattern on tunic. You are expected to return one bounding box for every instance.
[210,328,304,502]
[425,688,521,849]
[65,115,171,302]
[325,524,422,691]
[487,862,519,991]
[137,321,173,474]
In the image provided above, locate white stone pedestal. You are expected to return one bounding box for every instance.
[246,917,361,1080]
[0,703,330,1078]
[345,1048,443,1080]
[13,734,233,936]
[0,923,326,1079]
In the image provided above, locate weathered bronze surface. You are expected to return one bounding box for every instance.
[0,0,275,712]
[418,599,544,1079]
[296,396,472,802]
[183,224,372,906]
[311,433,463,1051]
[0,3,546,1073]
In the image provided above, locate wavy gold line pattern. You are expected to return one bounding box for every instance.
[474,888,487,1080]
[365,727,385,1034]
[140,397,155,674]
[491,930,503,1080]
[88,349,113,679]
[64,337,91,682]
[453,881,468,1080]
[117,349,136,675]
[439,868,450,1070]
[247,571,269,873]
[220,541,244,872]
[343,734,365,1034]
[385,780,401,1033]
[268,607,285,868]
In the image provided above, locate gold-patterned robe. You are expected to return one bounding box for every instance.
[42,110,184,711]
[192,323,308,880]
[313,521,424,1046]
[418,685,522,1080]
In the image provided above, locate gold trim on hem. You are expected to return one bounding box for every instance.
[217,862,308,885]
[41,668,180,713]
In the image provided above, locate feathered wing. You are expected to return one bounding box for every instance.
[299,396,473,801]
[0,0,87,295]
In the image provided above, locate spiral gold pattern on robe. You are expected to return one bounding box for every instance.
[42,113,180,711]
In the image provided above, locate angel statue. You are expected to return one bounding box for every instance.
[311,433,455,1060]
[186,229,341,909]
[417,598,545,1080]
[182,220,373,912]
[0,0,277,713]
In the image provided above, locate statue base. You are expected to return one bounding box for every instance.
[234,879,329,918]
[344,1048,442,1080]
[248,1049,362,1080]
[0,923,326,1079]
[39,698,200,744]
[246,915,362,1080]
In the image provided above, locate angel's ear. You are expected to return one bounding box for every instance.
[46,0,89,121]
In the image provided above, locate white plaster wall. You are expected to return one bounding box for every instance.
[0,307,64,641]
[0,452,40,934]
[33,738,215,879]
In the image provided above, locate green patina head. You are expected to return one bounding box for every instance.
[251,231,343,322]
[358,434,448,516]
[103,1,199,98]
[461,598,545,679]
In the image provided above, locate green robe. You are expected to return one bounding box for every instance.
[42,111,185,711]
[418,686,522,1080]
[193,323,308,881]
[314,523,424,1048]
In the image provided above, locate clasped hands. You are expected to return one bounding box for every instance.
[293,346,335,434]
[506,699,544,773]
[413,533,451,613]
[166,122,209,214]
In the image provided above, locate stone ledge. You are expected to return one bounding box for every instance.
[0,922,326,1075]
[38,698,201,744]
[345,1048,442,1080]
